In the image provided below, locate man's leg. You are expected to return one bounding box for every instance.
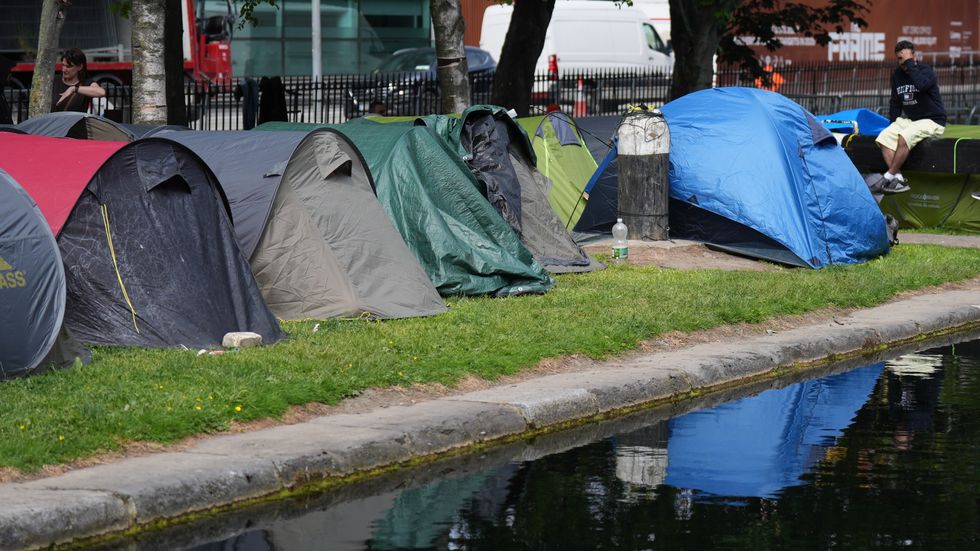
[879,142,895,169]
[887,135,911,175]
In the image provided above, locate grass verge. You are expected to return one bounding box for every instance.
[2,244,980,472]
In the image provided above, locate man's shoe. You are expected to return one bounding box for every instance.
[881,178,910,194]
[971,192,980,201]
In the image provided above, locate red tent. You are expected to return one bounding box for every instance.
[0,134,127,235]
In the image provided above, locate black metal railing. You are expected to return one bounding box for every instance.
[4,61,979,129]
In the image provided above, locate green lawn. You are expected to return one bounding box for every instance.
[3,244,980,472]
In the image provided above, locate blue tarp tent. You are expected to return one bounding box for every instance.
[816,108,890,135]
[662,88,890,268]
[665,362,883,498]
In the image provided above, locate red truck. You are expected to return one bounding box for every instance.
[5,0,233,90]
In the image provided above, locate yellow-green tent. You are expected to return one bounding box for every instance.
[517,112,598,229]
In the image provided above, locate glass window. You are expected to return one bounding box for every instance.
[644,23,666,53]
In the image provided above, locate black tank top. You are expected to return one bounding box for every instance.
[52,79,92,113]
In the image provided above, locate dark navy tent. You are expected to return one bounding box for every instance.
[662,88,889,268]
[572,115,621,234]
[0,133,284,349]
[665,362,883,498]
[15,111,134,141]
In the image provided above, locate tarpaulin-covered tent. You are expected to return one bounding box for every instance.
[662,88,890,268]
[257,120,554,297]
[423,106,601,273]
[0,168,89,378]
[160,129,446,320]
[15,111,134,141]
[0,133,283,348]
[517,112,598,230]
[665,363,883,498]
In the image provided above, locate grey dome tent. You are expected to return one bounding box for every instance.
[160,129,446,320]
[0,168,88,378]
[15,111,134,141]
[424,106,602,273]
[122,124,191,139]
[257,120,555,297]
[0,133,284,348]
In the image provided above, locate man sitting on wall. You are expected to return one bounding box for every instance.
[875,40,946,194]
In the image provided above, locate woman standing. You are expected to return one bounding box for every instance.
[52,48,105,112]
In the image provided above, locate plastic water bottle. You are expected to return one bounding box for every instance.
[611,218,628,264]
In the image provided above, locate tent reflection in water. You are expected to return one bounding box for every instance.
[0,168,88,379]
[664,362,884,498]
[0,133,283,349]
[160,129,446,320]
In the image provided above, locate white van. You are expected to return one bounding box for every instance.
[480,1,673,73]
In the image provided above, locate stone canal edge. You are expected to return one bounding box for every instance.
[4,285,980,550]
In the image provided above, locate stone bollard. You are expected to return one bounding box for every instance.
[222,332,263,349]
[616,108,670,240]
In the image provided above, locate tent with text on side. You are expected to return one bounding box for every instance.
[159,129,446,320]
[257,120,554,297]
[14,111,134,141]
[422,106,602,273]
[0,167,89,379]
[661,87,889,268]
[0,133,283,348]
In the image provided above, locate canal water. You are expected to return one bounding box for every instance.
[109,336,980,550]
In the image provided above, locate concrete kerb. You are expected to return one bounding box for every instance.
[2,288,980,550]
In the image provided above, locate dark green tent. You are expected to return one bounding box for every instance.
[257,120,553,296]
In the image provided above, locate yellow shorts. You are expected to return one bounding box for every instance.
[875,117,945,151]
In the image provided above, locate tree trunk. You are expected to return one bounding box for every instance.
[668,0,739,100]
[430,0,469,114]
[132,0,168,124]
[164,0,186,125]
[29,0,69,119]
[491,0,554,116]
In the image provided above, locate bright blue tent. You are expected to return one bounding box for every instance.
[816,108,890,135]
[662,87,890,268]
[665,362,883,498]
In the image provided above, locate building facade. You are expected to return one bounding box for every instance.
[211,0,433,76]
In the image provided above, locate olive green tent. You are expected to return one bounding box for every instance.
[423,106,602,273]
[257,119,554,297]
[870,125,980,232]
[516,112,598,230]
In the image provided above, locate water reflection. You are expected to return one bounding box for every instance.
[116,338,980,550]
[663,362,883,499]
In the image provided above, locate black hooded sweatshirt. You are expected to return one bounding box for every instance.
[889,59,946,126]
